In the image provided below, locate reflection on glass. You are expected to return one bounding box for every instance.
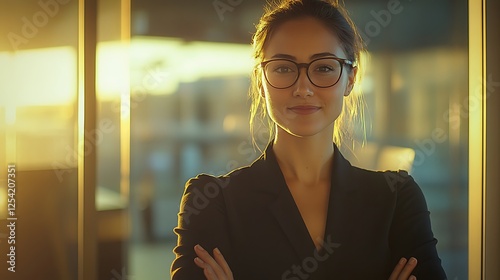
[0,47,76,170]
[0,35,79,280]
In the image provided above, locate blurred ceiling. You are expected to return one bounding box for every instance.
[131,0,468,52]
[0,0,468,52]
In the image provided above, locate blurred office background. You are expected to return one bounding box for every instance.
[127,0,469,278]
[0,0,486,279]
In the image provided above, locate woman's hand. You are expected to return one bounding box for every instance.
[193,244,415,280]
[389,257,418,280]
[194,244,233,280]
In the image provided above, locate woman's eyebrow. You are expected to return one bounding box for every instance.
[270,53,296,60]
[269,52,338,60]
[310,52,338,59]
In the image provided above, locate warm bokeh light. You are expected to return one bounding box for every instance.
[0,47,76,107]
[129,37,253,95]
[0,47,76,169]
[97,41,129,99]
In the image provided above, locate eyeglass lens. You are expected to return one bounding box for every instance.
[264,58,343,89]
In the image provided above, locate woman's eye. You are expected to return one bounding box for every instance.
[316,65,335,72]
[274,66,293,73]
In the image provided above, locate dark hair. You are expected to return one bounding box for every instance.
[249,0,366,148]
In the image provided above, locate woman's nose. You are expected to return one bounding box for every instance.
[293,68,314,97]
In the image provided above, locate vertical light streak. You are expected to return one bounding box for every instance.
[468,0,486,278]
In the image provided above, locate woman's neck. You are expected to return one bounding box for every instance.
[272,127,334,186]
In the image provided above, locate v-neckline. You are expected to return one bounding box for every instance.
[265,142,359,261]
[285,178,332,252]
[269,146,336,255]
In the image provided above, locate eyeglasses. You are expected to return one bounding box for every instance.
[260,57,354,89]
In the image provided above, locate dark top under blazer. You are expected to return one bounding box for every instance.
[171,143,447,279]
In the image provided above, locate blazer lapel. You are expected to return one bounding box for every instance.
[260,144,317,261]
[258,142,361,262]
[269,188,316,261]
[324,144,361,250]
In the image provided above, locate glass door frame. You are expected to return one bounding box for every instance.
[77,0,131,279]
[78,0,98,279]
[468,0,499,278]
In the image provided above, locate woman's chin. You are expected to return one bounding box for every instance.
[280,126,330,139]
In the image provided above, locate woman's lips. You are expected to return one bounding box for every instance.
[288,106,321,115]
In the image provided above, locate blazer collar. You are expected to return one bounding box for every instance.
[253,141,360,261]
[252,141,359,193]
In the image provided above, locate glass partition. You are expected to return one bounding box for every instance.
[0,0,472,278]
[0,1,79,279]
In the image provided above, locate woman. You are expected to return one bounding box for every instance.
[171,0,447,279]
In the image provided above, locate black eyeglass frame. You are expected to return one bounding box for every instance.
[260,57,355,89]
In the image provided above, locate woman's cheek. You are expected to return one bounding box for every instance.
[265,95,288,126]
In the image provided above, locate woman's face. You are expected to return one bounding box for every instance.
[262,16,356,139]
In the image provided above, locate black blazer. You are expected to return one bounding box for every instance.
[171,143,447,279]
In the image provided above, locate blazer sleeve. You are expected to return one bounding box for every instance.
[170,175,233,279]
[387,171,447,279]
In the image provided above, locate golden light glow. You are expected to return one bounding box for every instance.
[96,42,129,99]
[0,47,76,107]
[129,37,253,95]
[468,0,485,278]
[0,47,76,169]
[119,0,131,203]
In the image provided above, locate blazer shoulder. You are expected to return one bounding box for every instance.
[184,159,262,194]
[350,166,415,194]
[183,173,231,197]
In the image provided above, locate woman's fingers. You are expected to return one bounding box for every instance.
[194,244,230,280]
[389,257,407,280]
[388,257,417,280]
[399,257,417,279]
[194,257,218,280]
[213,247,233,278]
